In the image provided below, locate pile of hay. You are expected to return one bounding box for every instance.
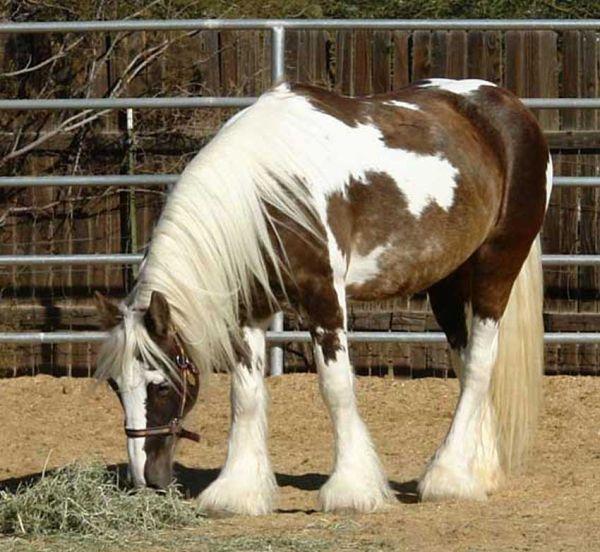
[0,463,203,539]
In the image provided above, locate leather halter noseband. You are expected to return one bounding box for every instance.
[124,337,201,443]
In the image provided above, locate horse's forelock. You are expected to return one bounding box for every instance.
[95,308,178,390]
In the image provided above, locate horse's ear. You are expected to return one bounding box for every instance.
[94,292,122,328]
[144,291,171,338]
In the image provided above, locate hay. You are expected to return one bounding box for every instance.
[0,463,203,540]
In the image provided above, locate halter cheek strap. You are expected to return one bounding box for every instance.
[124,339,200,443]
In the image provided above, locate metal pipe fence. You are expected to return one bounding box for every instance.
[1,18,599,372]
[0,253,599,266]
[1,175,599,188]
[1,330,600,345]
[0,19,598,33]
[1,97,599,110]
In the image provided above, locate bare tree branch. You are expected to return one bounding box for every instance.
[0,36,85,77]
[0,28,202,168]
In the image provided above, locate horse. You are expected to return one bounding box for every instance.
[94,78,550,516]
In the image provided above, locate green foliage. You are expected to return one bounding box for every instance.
[6,0,593,21]
[319,0,596,19]
[0,463,203,540]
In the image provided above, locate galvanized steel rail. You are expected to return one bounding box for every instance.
[1,18,599,362]
[1,97,599,110]
[0,175,598,188]
[1,253,599,266]
[1,331,599,345]
[0,19,598,33]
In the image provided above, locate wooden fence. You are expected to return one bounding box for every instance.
[0,28,598,377]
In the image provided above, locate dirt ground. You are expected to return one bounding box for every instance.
[1,373,600,551]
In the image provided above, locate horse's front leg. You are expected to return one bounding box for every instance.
[313,324,392,513]
[198,325,276,515]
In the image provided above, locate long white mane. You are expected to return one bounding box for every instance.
[97,83,322,386]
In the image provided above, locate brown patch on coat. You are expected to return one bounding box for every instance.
[143,367,199,488]
[264,82,547,333]
[311,327,345,364]
[264,195,345,332]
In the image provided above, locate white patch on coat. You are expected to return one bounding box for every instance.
[346,245,388,286]
[545,156,553,210]
[246,87,460,220]
[419,78,496,95]
[117,363,169,488]
[383,100,420,111]
[118,368,149,487]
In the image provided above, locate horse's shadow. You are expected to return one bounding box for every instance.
[177,464,419,505]
[0,463,418,505]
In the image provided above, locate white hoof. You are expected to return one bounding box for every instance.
[418,460,488,502]
[198,471,277,516]
[319,471,393,513]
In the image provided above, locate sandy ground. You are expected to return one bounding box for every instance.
[1,373,600,551]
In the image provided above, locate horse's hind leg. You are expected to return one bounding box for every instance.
[304,280,392,512]
[419,233,543,502]
[420,262,503,501]
[198,323,276,515]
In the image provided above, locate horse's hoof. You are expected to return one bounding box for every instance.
[318,473,392,513]
[198,474,276,516]
[418,462,488,502]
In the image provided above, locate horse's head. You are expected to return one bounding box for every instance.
[95,290,200,489]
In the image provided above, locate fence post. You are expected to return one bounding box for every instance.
[271,25,285,84]
[269,25,286,376]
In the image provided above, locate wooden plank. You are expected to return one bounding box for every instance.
[467,31,502,83]
[546,130,600,150]
[392,31,409,90]
[198,31,220,95]
[372,30,391,93]
[237,31,259,95]
[284,29,299,81]
[552,32,581,374]
[504,32,524,93]
[219,30,238,95]
[506,32,565,372]
[353,29,372,96]
[412,31,431,81]
[259,29,272,91]
[446,31,467,78]
[430,31,447,77]
[296,29,309,83]
[536,31,564,372]
[546,311,600,331]
[577,31,599,374]
[467,31,485,78]
[334,30,353,95]
[309,30,329,88]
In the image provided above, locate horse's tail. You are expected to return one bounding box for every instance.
[491,235,544,473]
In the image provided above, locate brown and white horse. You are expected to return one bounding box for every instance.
[95,78,550,515]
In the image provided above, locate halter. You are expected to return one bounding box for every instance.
[124,337,201,443]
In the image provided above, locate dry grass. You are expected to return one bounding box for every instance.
[0,463,203,542]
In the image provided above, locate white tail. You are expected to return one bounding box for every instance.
[491,236,544,473]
